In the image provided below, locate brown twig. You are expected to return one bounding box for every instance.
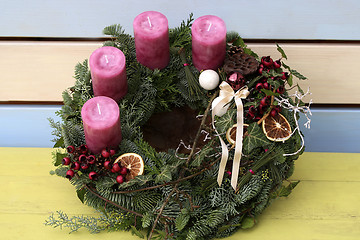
[186,90,219,166]
[147,188,176,240]
[113,156,221,194]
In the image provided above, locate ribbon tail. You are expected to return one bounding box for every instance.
[217,137,229,186]
[212,93,234,187]
[231,97,245,190]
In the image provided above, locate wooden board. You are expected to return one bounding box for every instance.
[2,0,360,40]
[0,148,359,240]
[1,41,360,104]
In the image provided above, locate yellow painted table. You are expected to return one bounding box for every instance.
[1,148,359,240]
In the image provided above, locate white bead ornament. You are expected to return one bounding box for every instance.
[199,70,220,90]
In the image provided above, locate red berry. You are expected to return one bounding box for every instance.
[274,60,281,68]
[261,77,268,83]
[261,56,273,68]
[104,161,112,170]
[87,155,96,164]
[249,105,256,114]
[281,72,288,80]
[119,167,128,175]
[258,67,263,75]
[66,146,75,154]
[79,144,88,154]
[89,171,98,180]
[101,149,110,158]
[62,157,71,165]
[112,163,121,172]
[277,86,285,94]
[110,149,116,156]
[255,83,263,91]
[71,162,80,170]
[263,82,270,90]
[260,97,269,106]
[246,112,255,120]
[116,175,125,184]
[66,169,75,180]
[81,162,89,170]
[270,108,278,117]
[78,154,87,162]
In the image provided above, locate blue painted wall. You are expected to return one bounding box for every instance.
[0,106,359,153]
[1,0,360,40]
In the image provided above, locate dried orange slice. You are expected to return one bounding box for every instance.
[115,153,144,180]
[226,124,249,145]
[262,113,292,142]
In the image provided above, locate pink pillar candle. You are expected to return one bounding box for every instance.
[191,15,227,71]
[81,96,122,154]
[89,46,127,103]
[133,11,170,70]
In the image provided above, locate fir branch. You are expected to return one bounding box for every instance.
[84,184,143,217]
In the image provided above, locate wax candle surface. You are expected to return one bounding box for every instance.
[133,11,170,70]
[191,15,227,71]
[89,46,127,103]
[81,96,122,154]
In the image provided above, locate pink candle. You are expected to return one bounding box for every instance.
[89,46,127,103]
[81,96,122,154]
[191,15,227,71]
[133,11,170,70]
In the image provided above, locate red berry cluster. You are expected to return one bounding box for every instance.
[63,145,128,184]
[245,56,289,122]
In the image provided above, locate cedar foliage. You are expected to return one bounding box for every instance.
[46,14,308,240]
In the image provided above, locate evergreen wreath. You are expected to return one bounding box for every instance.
[46,14,311,240]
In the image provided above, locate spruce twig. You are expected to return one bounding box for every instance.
[178,48,203,97]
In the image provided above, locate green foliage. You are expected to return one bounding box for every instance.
[169,13,194,50]
[190,139,215,167]
[44,210,131,234]
[236,174,264,204]
[175,209,190,231]
[241,216,257,229]
[52,150,67,166]
[276,43,288,60]
[243,123,271,154]
[274,180,300,198]
[214,108,236,133]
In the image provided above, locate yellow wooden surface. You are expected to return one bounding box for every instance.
[1,42,360,104]
[0,148,359,240]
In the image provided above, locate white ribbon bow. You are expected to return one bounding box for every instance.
[212,82,250,190]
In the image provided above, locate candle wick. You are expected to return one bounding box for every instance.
[207,22,212,32]
[104,55,109,64]
[147,16,152,28]
[97,103,102,115]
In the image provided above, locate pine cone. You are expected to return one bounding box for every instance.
[223,52,259,76]
[227,45,244,56]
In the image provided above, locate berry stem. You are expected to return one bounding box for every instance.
[257,89,276,125]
